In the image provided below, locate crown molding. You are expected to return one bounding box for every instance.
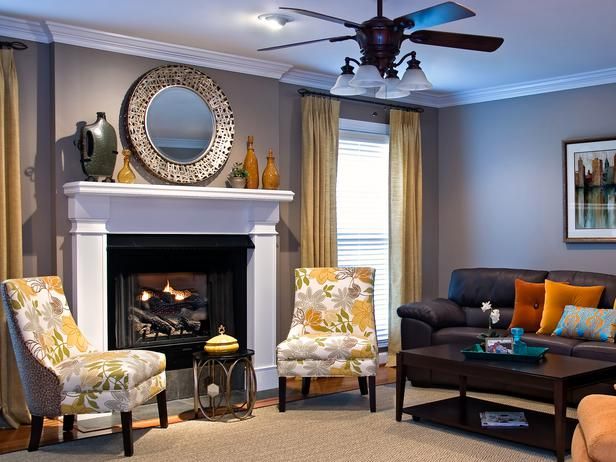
[433,66,616,107]
[45,21,292,79]
[0,14,50,43]
[280,68,336,90]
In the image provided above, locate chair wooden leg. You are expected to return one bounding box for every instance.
[121,411,134,457]
[369,376,376,412]
[301,377,311,396]
[157,390,168,428]
[358,376,368,395]
[278,377,286,412]
[62,414,75,432]
[28,415,44,452]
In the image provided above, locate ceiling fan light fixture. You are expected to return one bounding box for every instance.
[331,60,366,96]
[348,64,383,88]
[375,70,410,99]
[258,13,293,30]
[398,52,432,91]
[331,73,367,96]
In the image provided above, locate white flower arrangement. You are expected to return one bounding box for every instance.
[481,301,500,332]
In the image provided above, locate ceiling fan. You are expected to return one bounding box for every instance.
[258,0,504,98]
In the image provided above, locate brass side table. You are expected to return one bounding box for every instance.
[192,349,256,421]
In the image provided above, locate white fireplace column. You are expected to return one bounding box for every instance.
[64,181,294,391]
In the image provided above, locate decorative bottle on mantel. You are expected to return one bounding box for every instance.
[117,148,136,184]
[243,135,259,189]
[262,148,280,190]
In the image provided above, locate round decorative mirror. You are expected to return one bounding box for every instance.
[125,65,234,184]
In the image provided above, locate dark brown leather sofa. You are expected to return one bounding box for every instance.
[397,268,616,402]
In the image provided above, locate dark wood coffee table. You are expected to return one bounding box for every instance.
[396,344,616,462]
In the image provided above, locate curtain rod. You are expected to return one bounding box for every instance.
[297,88,423,113]
[0,41,28,51]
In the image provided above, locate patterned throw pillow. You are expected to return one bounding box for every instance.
[552,305,616,342]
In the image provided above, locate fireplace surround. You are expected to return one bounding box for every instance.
[64,181,294,390]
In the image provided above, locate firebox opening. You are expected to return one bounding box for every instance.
[107,234,252,370]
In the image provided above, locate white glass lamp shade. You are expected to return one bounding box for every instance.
[330,73,367,96]
[399,67,432,91]
[348,64,384,88]
[375,77,410,99]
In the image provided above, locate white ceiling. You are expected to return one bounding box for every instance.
[2,0,616,96]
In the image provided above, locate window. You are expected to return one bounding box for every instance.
[337,120,389,346]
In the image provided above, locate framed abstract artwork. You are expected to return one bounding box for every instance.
[564,136,616,242]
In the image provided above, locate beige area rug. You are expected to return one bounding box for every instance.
[4,384,573,461]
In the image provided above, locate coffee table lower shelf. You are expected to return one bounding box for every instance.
[402,396,576,452]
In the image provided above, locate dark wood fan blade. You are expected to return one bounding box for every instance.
[279,7,362,28]
[258,35,355,52]
[395,1,475,29]
[410,30,504,52]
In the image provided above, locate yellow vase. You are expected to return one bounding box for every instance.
[262,148,280,190]
[117,148,136,184]
[243,136,259,189]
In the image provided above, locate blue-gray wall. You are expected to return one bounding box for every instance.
[438,83,616,294]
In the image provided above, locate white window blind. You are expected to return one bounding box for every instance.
[337,126,390,346]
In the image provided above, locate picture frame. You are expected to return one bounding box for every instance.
[563,136,616,242]
[485,337,513,354]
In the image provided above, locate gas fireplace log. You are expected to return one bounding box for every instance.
[128,315,151,337]
[130,307,174,336]
[177,316,201,334]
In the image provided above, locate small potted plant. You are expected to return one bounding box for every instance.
[228,162,248,188]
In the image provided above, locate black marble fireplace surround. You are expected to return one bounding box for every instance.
[107,234,251,370]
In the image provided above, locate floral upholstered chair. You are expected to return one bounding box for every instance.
[277,267,378,412]
[0,276,167,456]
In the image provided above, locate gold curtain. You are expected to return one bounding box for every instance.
[300,95,340,267]
[0,49,30,428]
[387,109,422,366]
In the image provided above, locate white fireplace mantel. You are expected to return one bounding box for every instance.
[64,181,294,391]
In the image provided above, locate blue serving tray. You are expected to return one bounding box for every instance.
[461,344,549,363]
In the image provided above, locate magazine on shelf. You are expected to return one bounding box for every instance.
[480,411,528,427]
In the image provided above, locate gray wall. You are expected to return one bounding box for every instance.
[438,83,616,295]
[11,39,439,344]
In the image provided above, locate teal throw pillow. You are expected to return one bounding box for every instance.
[552,305,616,343]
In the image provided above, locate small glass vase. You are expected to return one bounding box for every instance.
[510,327,528,355]
[117,148,136,184]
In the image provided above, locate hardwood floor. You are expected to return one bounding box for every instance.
[0,366,396,455]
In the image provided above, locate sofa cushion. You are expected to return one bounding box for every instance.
[521,333,583,355]
[537,280,604,335]
[448,268,548,308]
[431,327,508,346]
[577,394,616,462]
[573,342,616,362]
[548,270,616,309]
[509,279,545,332]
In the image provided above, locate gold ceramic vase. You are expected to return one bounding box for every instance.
[243,136,259,189]
[262,148,280,190]
[117,148,136,184]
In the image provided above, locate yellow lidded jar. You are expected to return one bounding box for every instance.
[204,325,239,354]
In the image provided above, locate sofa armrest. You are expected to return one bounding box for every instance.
[397,298,466,329]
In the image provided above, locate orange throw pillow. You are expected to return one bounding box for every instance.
[509,279,545,332]
[537,280,605,335]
